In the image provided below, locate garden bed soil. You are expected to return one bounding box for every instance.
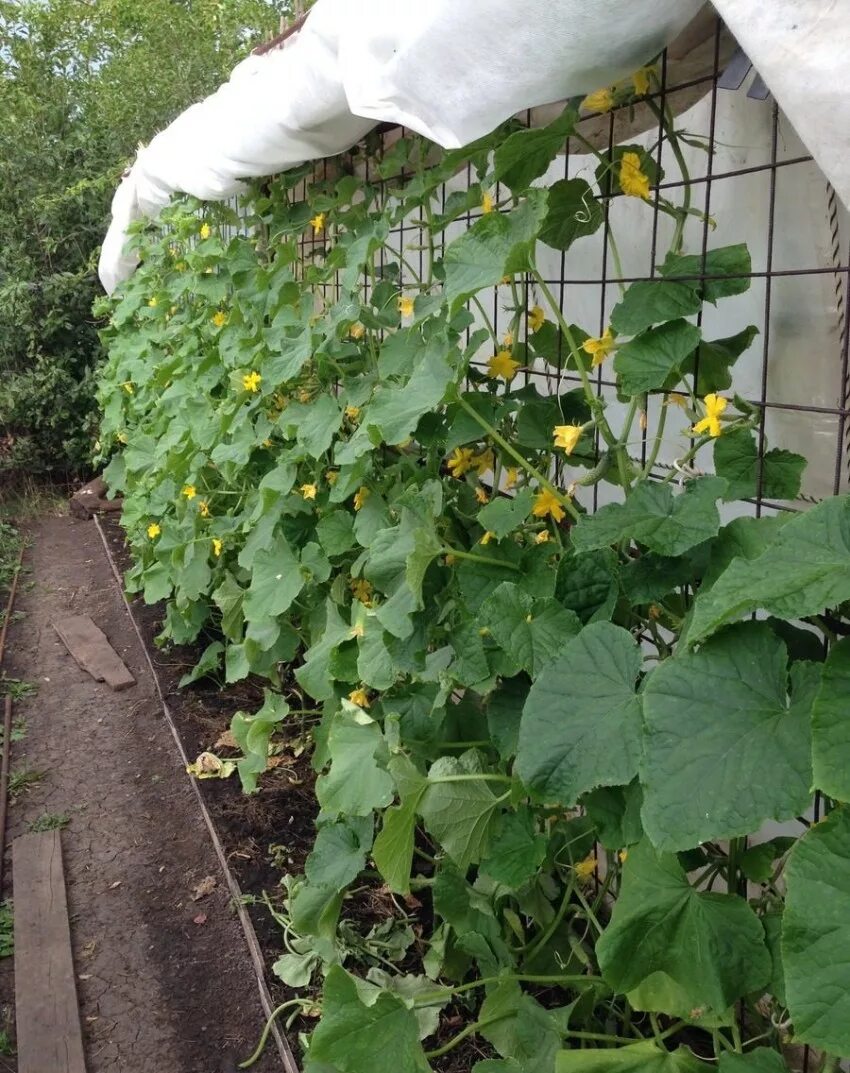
[0,511,281,1072]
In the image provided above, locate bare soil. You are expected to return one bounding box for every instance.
[0,511,279,1072]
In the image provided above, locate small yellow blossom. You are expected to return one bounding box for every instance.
[528,305,546,333]
[351,578,373,604]
[693,393,728,438]
[344,405,361,421]
[122,381,134,395]
[117,431,128,444]
[553,424,583,455]
[326,470,339,485]
[619,849,629,864]
[503,329,514,348]
[472,449,495,475]
[242,371,262,393]
[398,295,415,318]
[300,483,318,501]
[487,349,520,381]
[349,687,370,709]
[198,500,210,518]
[532,488,566,523]
[182,484,197,500]
[175,261,187,271]
[620,151,651,200]
[535,530,551,544]
[349,322,366,340]
[575,854,597,881]
[147,522,161,539]
[481,191,495,214]
[148,296,158,308]
[447,447,475,478]
[445,553,457,566]
[353,486,370,511]
[199,222,211,240]
[666,392,688,408]
[212,538,223,557]
[298,388,312,403]
[582,88,614,113]
[649,604,662,620]
[262,439,273,448]
[212,310,227,328]
[169,305,178,316]
[632,67,652,97]
[582,327,616,368]
[505,467,518,490]
[480,531,495,546]
[475,486,490,505]
[310,212,326,235]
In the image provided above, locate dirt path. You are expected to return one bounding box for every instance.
[1,512,280,1072]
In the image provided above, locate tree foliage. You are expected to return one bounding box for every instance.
[0,0,286,479]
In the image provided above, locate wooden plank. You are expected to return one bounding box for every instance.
[14,831,87,1073]
[53,614,135,691]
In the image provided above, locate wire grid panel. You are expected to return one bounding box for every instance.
[341,19,850,522]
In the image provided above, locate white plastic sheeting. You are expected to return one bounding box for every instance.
[98,0,704,292]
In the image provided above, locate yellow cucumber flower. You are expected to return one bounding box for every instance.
[581,88,614,113]
[353,486,370,511]
[693,394,728,438]
[310,212,325,235]
[532,489,566,523]
[147,522,161,539]
[620,152,651,200]
[348,687,370,708]
[300,483,318,501]
[582,327,615,367]
[528,305,546,333]
[553,424,582,454]
[447,447,475,478]
[487,350,520,381]
[242,371,262,393]
[397,295,415,318]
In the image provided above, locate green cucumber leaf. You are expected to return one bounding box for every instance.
[516,622,642,805]
[641,622,816,851]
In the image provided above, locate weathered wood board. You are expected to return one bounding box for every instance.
[53,614,135,691]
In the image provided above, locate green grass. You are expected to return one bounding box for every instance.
[0,1028,15,1057]
[27,812,70,833]
[0,901,12,959]
[8,768,43,800]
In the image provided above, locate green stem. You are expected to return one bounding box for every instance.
[471,295,499,345]
[441,545,521,571]
[530,270,618,451]
[239,999,314,1068]
[424,1013,509,1059]
[413,973,602,1008]
[641,396,669,478]
[525,876,576,961]
[427,774,513,785]
[659,435,711,483]
[453,392,580,522]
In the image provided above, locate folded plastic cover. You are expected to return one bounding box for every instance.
[98,0,703,292]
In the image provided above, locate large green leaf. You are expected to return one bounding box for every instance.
[571,477,726,557]
[516,622,642,805]
[493,107,576,193]
[305,816,373,891]
[596,840,771,1012]
[419,752,502,869]
[309,966,429,1073]
[480,980,564,1073]
[556,548,619,623]
[718,1051,789,1073]
[713,428,805,501]
[443,191,548,307]
[610,281,701,337]
[315,711,395,818]
[641,622,816,851]
[783,806,850,1055]
[689,495,850,645]
[478,488,535,539]
[557,1042,705,1073]
[481,808,547,889]
[479,582,581,675]
[241,534,304,621]
[812,637,850,801]
[614,320,702,395]
[682,325,758,395]
[373,756,428,895]
[660,244,752,302]
[539,178,604,252]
